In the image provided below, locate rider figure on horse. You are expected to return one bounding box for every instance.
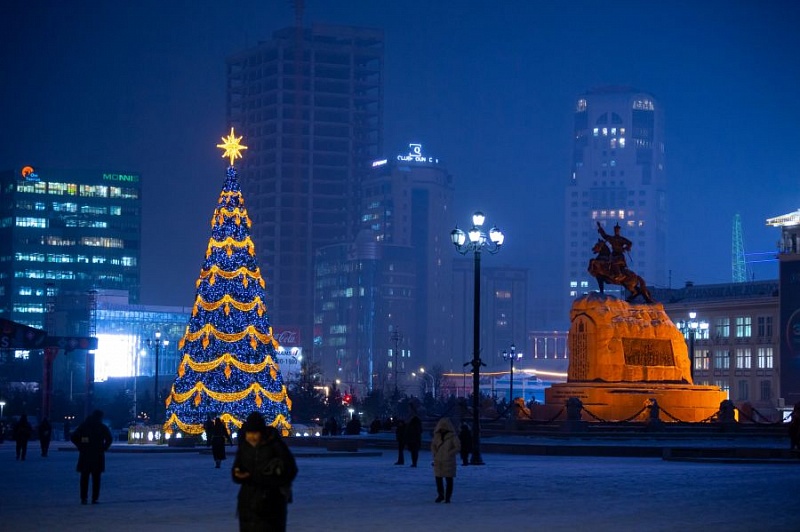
[597,221,632,279]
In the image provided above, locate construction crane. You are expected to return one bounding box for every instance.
[732,213,749,282]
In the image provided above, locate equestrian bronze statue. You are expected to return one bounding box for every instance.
[588,222,654,304]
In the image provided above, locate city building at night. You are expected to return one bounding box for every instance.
[312,143,454,394]
[766,209,800,407]
[226,24,384,357]
[651,281,782,417]
[0,166,142,330]
[313,239,415,396]
[451,260,528,374]
[564,87,667,314]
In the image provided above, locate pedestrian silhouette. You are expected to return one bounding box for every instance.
[406,416,423,467]
[38,417,52,457]
[232,412,298,531]
[394,419,406,465]
[211,417,232,468]
[458,422,473,466]
[70,410,113,504]
[13,414,33,461]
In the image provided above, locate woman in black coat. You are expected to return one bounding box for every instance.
[70,410,113,504]
[232,413,298,532]
[406,416,423,467]
[211,417,231,468]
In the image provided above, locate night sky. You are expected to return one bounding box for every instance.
[3,1,799,320]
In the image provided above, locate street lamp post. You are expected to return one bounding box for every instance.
[451,211,504,465]
[418,367,435,399]
[0,400,5,419]
[146,332,169,423]
[502,343,523,410]
[677,311,709,380]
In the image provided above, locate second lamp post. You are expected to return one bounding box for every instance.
[146,331,169,424]
[502,343,523,410]
[451,211,504,465]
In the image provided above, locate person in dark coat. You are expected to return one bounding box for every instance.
[70,410,113,504]
[431,417,460,503]
[38,417,53,457]
[394,419,406,465]
[406,416,423,467]
[458,422,473,466]
[232,412,298,532]
[211,417,232,468]
[13,414,33,461]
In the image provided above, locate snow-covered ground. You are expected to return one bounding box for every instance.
[0,440,797,531]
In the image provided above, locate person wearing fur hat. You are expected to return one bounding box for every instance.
[232,412,298,531]
[430,417,460,503]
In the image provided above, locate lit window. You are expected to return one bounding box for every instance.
[619,138,626,148]
[593,128,599,136]
[735,317,751,338]
[735,348,751,369]
[602,127,608,136]
[714,350,730,369]
[757,347,773,369]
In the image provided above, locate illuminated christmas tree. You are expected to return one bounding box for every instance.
[163,128,292,437]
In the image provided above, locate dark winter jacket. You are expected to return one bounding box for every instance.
[13,416,33,442]
[406,416,423,451]
[232,427,298,517]
[71,413,113,473]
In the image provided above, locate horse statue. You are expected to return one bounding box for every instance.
[588,239,654,304]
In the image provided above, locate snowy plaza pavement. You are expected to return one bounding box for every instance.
[0,440,798,532]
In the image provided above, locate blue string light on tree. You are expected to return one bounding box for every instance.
[163,129,292,437]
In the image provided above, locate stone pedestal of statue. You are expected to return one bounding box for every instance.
[545,293,726,422]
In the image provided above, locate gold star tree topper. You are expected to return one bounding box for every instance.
[216,127,248,166]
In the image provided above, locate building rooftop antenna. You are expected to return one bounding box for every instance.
[732,213,748,282]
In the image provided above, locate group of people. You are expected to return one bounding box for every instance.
[4,408,298,530]
[393,416,474,504]
[9,414,54,460]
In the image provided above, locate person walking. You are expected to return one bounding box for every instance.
[458,422,473,466]
[13,414,33,461]
[70,410,113,505]
[406,416,423,467]
[232,412,298,532]
[394,419,406,465]
[431,417,460,503]
[38,417,53,457]
[211,417,232,468]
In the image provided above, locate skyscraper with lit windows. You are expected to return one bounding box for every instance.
[564,87,667,311]
[0,166,141,329]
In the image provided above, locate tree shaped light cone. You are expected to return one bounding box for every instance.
[163,131,291,437]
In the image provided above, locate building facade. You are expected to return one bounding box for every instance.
[0,166,142,330]
[652,281,782,415]
[452,260,528,374]
[312,143,455,394]
[363,145,455,371]
[767,209,800,407]
[565,87,667,313]
[313,239,415,396]
[226,24,384,355]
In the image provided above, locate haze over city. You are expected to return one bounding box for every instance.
[3,1,799,326]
